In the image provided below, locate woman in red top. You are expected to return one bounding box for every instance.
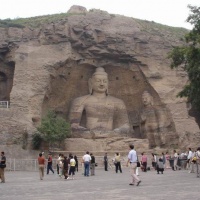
[165,152,170,169]
[141,153,147,172]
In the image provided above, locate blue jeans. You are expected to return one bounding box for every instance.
[47,164,54,174]
[84,162,90,176]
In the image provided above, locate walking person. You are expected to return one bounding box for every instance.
[151,153,156,170]
[56,154,62,174]
[58,154,64,177]
[141,152,147,172]
[69,155,76,179]
[63,156,69,179]
[162,152,166,168]
[90,153,96,176]
[104,153,108,171]
[187,148,194,173]
[83,151,91,176]
[74,155,78,172]
[173,150,180,171]
[126,144,141,186]
[196,147,200,178]
[115,152,122,173]
[165,152,170,169]
[47,153,54,174]
[0,151,6,183]
[38,153,45,180]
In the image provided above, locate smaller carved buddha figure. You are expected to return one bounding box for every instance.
[141,91,162,148]
[69,67,130,134]
[0,72,7,101]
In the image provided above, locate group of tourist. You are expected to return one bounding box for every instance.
[139,147,200,177]
[36,145,200,186]
[37,151,98,180]
[37,152,78,180]
[185,147,200,177]
[56,153,78,179]
[1,145,200,185]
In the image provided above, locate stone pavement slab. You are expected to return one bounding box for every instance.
[0,168,199,200]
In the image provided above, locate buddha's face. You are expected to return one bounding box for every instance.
[91,74,108,93]
[142,93,152,106]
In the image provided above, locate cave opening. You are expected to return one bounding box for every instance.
[0,61,15,102]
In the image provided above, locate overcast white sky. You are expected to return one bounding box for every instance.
[0,0,199,29]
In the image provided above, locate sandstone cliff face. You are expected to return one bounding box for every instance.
[0,6,199,151]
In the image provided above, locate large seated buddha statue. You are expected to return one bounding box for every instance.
[69,67,130,134]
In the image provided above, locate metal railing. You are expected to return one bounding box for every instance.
[5,157,128,171]
[6,159,58,171]
[0,101,9,108]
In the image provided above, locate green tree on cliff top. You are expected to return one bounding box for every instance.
[168,5,200,109]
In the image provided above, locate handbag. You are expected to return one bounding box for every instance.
[137,161,140,167]
[0,163,6,168]
[137,155,140,167]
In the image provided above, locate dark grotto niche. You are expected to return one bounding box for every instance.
[41,60,175,143]
[188,106,200,128]
[0,61,15,101]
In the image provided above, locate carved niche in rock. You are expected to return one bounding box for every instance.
[41,60,177,146]
[0,61,15,101]
[141,91,177,148]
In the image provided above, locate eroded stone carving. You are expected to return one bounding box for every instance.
[69,67,130,134]
[0,72,7,101]
[141,91,173,148]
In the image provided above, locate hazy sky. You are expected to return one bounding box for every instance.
[0,0,199,29]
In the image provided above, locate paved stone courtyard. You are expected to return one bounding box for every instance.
[0,168,199,200]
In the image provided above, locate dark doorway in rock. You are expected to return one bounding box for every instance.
[133,125,144,138]
[0,61,15,101]
[188,106,200,128]
[0,72,8,101]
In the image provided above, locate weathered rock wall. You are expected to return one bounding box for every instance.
[0,7,199,152]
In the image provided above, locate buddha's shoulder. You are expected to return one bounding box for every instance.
[107,95,125,104]
[72,95,91,104]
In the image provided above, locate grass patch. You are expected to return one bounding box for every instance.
[0,11,189,42]
[0,12,85,29]
[134,18,189,40]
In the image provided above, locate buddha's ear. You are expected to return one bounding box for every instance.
[88,78,93,95]
[106,82,109,95]
[106,88,108,96]
[150,95,154,106]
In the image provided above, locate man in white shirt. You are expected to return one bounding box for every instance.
[173,150,181,171]
[126,144,141,186]
[187,148,194,173]
[56,154,62,175]
[196,147,200,178]
[82,151,91,176]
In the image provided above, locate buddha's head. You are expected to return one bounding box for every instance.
[89,67,108,95]
[142,91,153,106]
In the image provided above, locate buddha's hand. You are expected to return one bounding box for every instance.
[71,123,88,131]
[114,124,130,134]
[113,128,121,134]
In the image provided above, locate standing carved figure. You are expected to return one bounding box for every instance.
[141,91,161,148]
